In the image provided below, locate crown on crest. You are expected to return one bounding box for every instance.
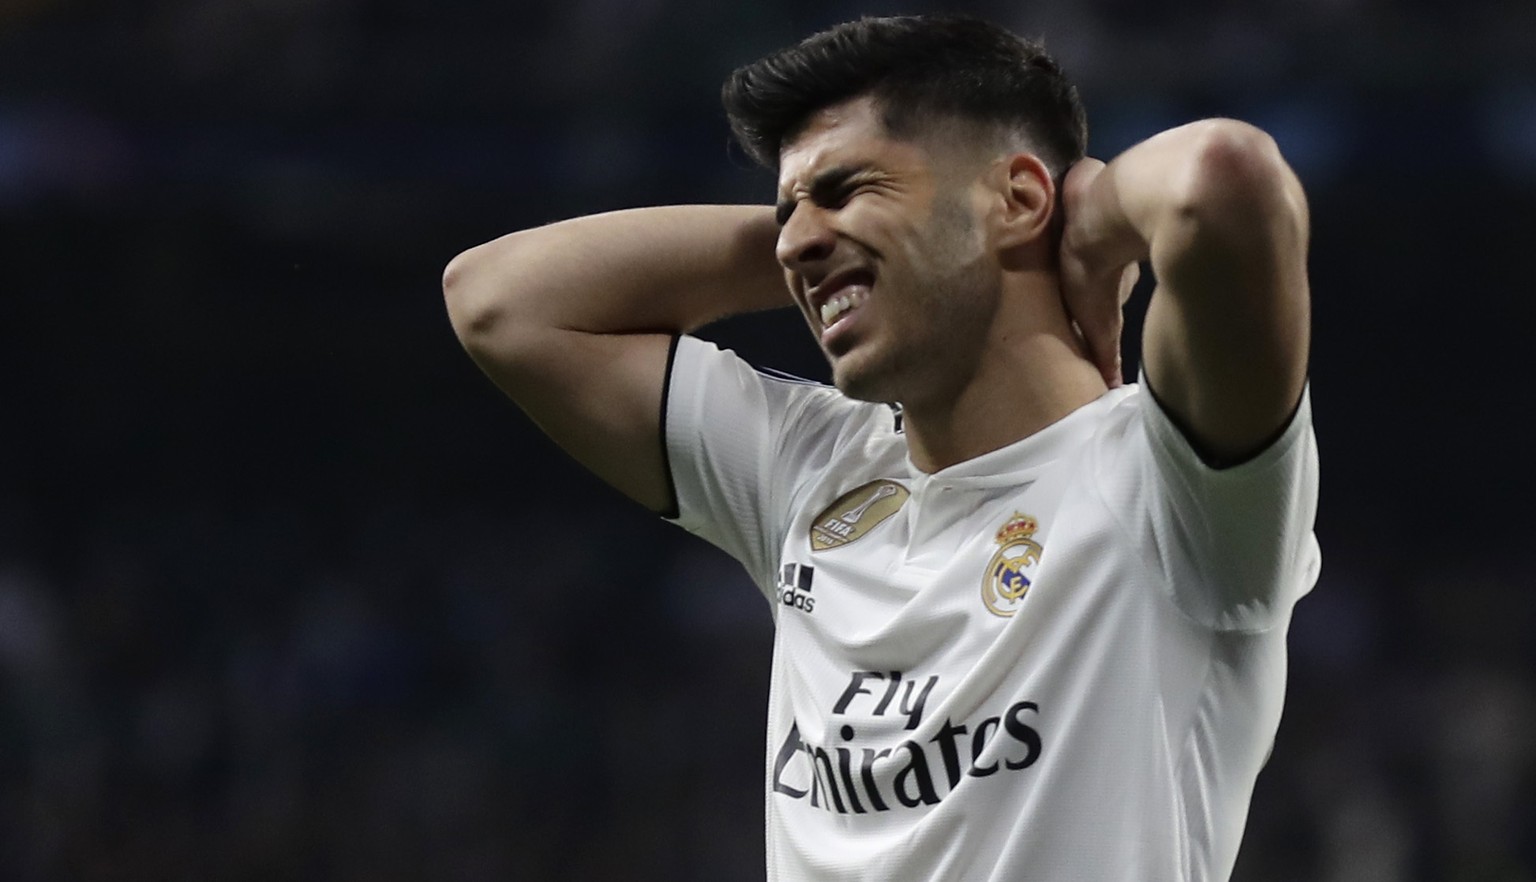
[994,512,1038,545]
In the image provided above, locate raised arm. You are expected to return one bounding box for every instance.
[1059,119,1311,465]
[443,205,787,512]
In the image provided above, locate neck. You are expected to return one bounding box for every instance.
[901,282,1108,474]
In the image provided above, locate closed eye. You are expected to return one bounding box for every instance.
[814,176,868,212]
[822,183,859,209]
[776,164,876,226]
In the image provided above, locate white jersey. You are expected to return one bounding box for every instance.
[663,336,1321,882]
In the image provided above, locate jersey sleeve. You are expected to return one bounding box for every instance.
[1106,381,1322,632]
[662,335,847,600]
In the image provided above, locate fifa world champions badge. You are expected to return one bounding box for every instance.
[982,512,1043,618]
[810,480,910,551]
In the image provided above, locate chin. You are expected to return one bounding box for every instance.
[830,352,901,404]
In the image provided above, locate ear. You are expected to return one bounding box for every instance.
[994,152,1056,249]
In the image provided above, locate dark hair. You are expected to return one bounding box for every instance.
[722,14,1087,175]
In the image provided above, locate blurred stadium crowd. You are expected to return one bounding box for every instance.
[2,0,1534,879]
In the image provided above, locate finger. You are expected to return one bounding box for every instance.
[1116,263,1141,307]
[1083,305,1124,389]
[1065,283,1124,389]
[1059,254,1125,388]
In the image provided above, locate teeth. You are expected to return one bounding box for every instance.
[819,286,868,328]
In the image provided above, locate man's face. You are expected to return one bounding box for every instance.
[775,97,1002,407]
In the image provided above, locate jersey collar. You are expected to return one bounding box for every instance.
[901,386,1135,489]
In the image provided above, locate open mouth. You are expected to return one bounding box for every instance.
[820,286,868,328]
[814,269,875,332]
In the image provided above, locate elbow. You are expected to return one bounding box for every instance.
[443,238,521,352]
[1173,119,1308,241]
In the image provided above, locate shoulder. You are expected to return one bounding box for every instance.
[1082,379,1321,631]
[668,335,901,477]
[674,335,893,429]
[1082,379,1315,472]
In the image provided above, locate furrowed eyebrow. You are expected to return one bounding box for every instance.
[775,164,865,226]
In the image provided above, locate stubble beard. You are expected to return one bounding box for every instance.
[832,204,999,410]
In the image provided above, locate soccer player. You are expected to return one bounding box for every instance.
[444,14,1318,881]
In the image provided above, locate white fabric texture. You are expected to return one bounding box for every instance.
[665,335,1321,882]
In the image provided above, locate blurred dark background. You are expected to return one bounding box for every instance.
[2,0,1534,879]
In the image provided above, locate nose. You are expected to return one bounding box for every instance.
[775,203,837,272]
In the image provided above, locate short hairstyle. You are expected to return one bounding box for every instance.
[722,14,1087,176]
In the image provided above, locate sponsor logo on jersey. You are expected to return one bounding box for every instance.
[778,562,816,613]
[771,671,1043,815]
[810,480,909,552]
[981,512,1044,617]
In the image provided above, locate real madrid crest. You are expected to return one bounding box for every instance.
[810,480,910,551]
[981,512,1044,618]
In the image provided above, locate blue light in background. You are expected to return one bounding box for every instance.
[1483,85,1536,184]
